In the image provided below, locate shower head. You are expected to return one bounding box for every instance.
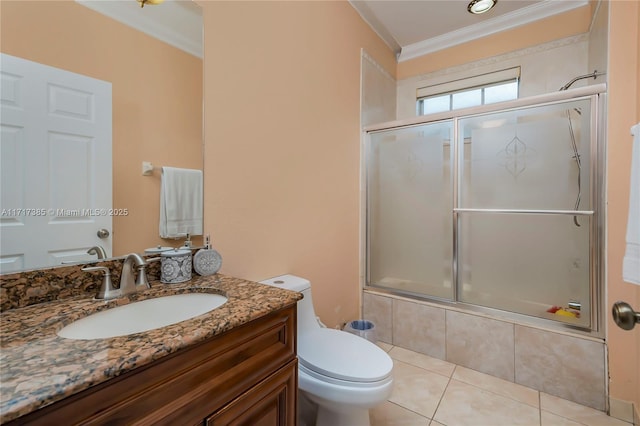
[559,70,606,91]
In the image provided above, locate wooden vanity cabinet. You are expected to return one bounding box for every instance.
[205,358,296,425]
[9,305,297,426]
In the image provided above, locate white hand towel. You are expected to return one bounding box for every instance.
[159,167,203,238]
[623,123,640,285]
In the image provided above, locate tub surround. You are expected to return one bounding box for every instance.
[363,290,607,412]
[0,273,302,423]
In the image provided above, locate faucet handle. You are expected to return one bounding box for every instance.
[136,257,162,290]
[135,263,151,290]
[82,266,120,300]
[136,257,160,290]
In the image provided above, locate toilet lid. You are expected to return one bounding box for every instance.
[298,328,393,383]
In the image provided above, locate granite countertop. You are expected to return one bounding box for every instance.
[0,274,302,423]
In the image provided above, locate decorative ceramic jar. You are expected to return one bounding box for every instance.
[160,248,192,283]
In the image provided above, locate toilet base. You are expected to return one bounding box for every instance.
[297,391,318,426]
[316,405,370,426]
[298,363,392,426]
[301,388,375,426]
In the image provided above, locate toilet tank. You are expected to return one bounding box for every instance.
[259,274,321,334]
[259,274,310,292]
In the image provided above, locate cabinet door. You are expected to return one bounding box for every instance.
[206,359,297,426]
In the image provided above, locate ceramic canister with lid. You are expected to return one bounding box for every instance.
[144,245,174,255]
[160,248,192,283]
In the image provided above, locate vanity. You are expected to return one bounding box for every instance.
[0,272,301,425]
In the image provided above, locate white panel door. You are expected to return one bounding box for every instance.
[0,53,112,273]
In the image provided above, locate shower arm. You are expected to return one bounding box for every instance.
[559,70,606,91]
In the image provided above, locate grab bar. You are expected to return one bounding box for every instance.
[454,208,594,215]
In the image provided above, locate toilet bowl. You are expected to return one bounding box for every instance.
[260,274,393,426]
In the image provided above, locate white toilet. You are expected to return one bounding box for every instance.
[260,274,393,426]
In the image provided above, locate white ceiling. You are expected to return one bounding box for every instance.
[349,0,588,61]
[77,0,588,63]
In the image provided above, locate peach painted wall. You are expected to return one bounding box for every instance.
[200,1,395,328]
[0,0,202,257]
[606,1,640,418]
[397,5,592,80]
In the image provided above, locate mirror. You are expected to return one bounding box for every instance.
[0,0,203,273]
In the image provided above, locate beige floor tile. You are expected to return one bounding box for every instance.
[370,401,430,426]
[453,366,539,408]
[389,360,450,419]
[429,421,446,426]
[433,379,540,426]
[540,393,631,426]
[541,410,584,426]
[390,347,455,378]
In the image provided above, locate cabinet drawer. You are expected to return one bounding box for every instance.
[10,305,296,426]
[205,359,297,426]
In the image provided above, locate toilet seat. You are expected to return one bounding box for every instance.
[298,328,393,383]
[299,362,393,389]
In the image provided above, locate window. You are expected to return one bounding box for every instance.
[417,67,520,115]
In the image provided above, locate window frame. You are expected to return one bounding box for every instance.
[416,67,520,115]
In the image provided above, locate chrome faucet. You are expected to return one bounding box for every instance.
[119,253,148,296]
[87,245,107,259]
[82,265,120,300]
[82,253,151,300]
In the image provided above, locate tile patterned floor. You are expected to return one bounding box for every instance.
[371,343,632,426]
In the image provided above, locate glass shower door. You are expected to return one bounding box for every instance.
[367,121,454,300]
[456,98,594,327]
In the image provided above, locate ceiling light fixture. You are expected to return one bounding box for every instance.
[467,0,497,14]
[137,0,164,8]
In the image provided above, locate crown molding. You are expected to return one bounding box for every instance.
[398,0,588,62]
[76,0,202,58]
[349,1,401,56]
[411,33,588,82]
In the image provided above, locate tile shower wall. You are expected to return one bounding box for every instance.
[446,310,515,382]
[363,290,607,411]
[515,325,606,411]
[396,34,589,120]
[361,50,396,128]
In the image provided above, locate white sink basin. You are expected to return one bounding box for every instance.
[57,293,228,340]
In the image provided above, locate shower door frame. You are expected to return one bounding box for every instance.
[362,84,607,336]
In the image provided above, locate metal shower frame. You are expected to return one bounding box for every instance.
[361,84,607,337]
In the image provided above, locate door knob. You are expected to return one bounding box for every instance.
[97,228,110,239]
[612,301,640,330]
